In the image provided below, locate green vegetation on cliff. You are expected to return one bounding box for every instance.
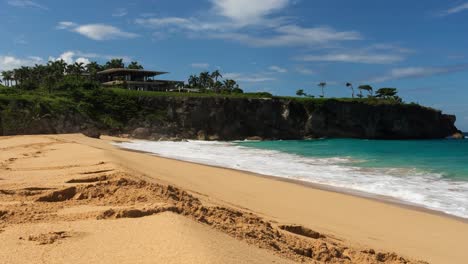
[0,84,432,131]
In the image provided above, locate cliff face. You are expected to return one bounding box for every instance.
[0,96,459,140]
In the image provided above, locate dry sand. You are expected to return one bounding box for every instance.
[1,134,467,263]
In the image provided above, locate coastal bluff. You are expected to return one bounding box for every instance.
[0,95,459,140]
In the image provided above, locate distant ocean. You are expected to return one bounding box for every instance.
[116,138,468,219]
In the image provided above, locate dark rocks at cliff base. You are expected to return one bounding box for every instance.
[245,136,263,141]
[131,127,151,139]
[448,132,465,140]
[82,127,101,139]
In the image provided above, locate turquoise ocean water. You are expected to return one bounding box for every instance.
[237,138,468,182]
[118,136,468,218]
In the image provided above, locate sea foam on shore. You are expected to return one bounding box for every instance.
[116,140,468,219]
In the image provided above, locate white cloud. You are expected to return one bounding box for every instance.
[112,8,128,17]
[0,55,43,72]
[49,51,90,64]
[49,51,131,64]
[191,63,210,69]
[298,53,404,64]
[211,0,289,25]
[76,57,91,65]
[73,51,132,63]
[57,22,138,41]
[268,65,287,73]
[54,51,74,64]
[74,24,139,41]
[13,35,28,45]
[441,2,468,15]
[7,0,48,10]
[135,17,233,32]
[224,72,275,82]
[56,21,77,30]
[369,65,468,83]
[209,25,361,47]
[365,43,413,54]
[295,66,315,75]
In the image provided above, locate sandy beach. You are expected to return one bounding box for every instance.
[1,134,467,263]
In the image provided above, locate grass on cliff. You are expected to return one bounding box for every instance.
[109,87,274,99]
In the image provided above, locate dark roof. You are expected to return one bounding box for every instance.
[97,68,168,76]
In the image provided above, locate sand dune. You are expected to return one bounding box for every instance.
[1,134,467,263]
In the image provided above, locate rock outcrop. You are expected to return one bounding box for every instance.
[0,96,459,140]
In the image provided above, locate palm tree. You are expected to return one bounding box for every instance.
[53,60,67,75]
[86,61,102,81]
[188,75,200,88]
[66,62,84,76]
[358,85,373,97]
[13,67,30,86]
[1,71,13,86]
[376,88,398,99]
[223,79,238,91]
[211,70,222,82]
[199,71,212,88]
[105,58,125,69]
[318,82,327,98]
[127,61,143,69]
[73,62,85,75]
[346,82,354,98]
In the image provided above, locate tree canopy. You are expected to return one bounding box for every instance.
[105,59,125,69]
[358,85,373,96]
[127,61,144,69]
[186,70,242,94]
[376,88,398,98]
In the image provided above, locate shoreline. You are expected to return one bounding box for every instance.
[115,142,468,224]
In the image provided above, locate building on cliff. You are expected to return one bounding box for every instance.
[97,68,184,91]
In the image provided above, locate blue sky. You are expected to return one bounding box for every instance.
[0,0,467,130]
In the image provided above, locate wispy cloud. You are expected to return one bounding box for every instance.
[13,35,28,45]
[57,21,138,41]
[224,72,276,82]
[297,53,404,64]
[7,0,48,10]
[56,21,78,30]
[191,63,210,69]
[368,65,468,83]
[207,26,361,47]
[296,44,411,65]
[135,17,232,32]
[112,8,128,17]
[268,65,287,73]
[440,2,468,16]
[295,66,315,75]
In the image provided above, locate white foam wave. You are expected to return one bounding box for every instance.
[116,140,468,219]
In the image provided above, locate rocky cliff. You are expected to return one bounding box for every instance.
[0,96,459,140]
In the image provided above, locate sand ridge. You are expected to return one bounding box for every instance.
[2,171,424,263]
